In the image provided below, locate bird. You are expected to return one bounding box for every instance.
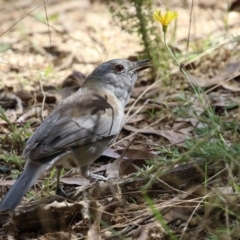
[0,58,151,212]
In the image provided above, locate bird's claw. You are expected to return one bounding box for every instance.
[88,173,107,182]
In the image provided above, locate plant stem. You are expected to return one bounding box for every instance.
[163,32,197,92]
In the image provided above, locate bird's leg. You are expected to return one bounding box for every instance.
[55,167,67,197]
[80,165,107,182]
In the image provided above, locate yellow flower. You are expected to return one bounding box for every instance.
[153,10,178,32]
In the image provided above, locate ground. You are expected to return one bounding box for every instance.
[0,0,240,239]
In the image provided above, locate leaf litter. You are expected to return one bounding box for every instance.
[0,0,240,239]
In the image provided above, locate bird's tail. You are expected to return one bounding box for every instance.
[0,161,48,212]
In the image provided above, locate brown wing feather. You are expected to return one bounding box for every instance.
[23,89,124,160]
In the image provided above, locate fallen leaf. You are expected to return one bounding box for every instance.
[61,70,86,88]
[116,148,158,160]
[86,202,102,240]
[187,61,240,88]
[229,0,240,11]
[125,114,146,124]
[60,177,89,186]
[123,125,190,146]
[0,179,16,186]
[106,158,122,179]
[102,148,122,159]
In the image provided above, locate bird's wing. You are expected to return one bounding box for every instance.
[23,89,124,160]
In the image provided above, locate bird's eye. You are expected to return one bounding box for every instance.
[115,64,124,72]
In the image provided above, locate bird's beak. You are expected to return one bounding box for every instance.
[134,59,152,72]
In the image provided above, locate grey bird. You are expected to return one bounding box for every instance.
[0,58,151,212]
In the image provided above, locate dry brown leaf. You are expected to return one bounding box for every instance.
[38,232,78,240]
[86,201,102,240]
[105,149,155,178]
[102,148,122,159]
[188,61,240,88]
[210,93,238,107]
[116,148,158,160]
[106,158,123,179]
[133,225,149,240]
[222,81,240,92]
[177,126,194,134]
[125,103,162,113]
[0,180,16,186]
[172,121,189,130]
[106,148,158,178]
[106,158,147,178]
[119,159,147,176]
[230,0,240,11]
[175,117,207,129]
[61,70,86,88]
[87,219,102,240]
[125,114,146,124]
[60,177,89,186]
[131,86,148,97]
[123,125,190,146]
[130,221,166,240]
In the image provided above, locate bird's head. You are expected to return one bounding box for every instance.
[84,59,151,106]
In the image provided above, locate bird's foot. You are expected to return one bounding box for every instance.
[88,173,107,182]
[56,186,68,198]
